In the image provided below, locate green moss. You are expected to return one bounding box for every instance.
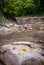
[0,22,5,26]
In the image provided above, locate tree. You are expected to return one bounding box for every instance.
[1,0,44,17]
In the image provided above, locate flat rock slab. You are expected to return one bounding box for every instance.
[0,26,13,35]
[0,42,44,65]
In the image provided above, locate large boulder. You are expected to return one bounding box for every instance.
[0,42,44,65]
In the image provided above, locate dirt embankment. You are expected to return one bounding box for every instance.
[16,16,44,24]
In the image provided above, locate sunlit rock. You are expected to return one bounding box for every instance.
[1,42,44,65]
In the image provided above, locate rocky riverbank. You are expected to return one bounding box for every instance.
[0,23,44,49]
[0,16,44,48]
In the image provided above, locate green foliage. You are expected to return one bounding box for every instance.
[2,0,44,17]
[0,21,5,26]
